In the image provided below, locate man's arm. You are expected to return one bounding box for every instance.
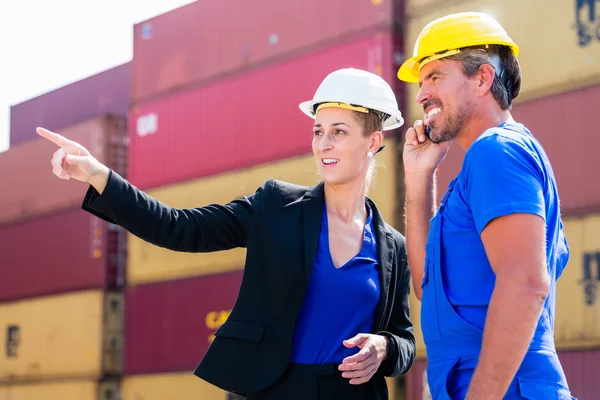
[466,213,549,399]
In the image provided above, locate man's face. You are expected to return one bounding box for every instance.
[415,58,477,144]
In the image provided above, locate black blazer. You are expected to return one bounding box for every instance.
[82,170,416,397]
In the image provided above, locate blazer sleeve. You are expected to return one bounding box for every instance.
[376,236,416,377]
[81,169,275,253]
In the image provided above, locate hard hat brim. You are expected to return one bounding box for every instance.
[298,100,404,131]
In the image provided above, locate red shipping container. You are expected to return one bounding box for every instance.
[434,84,600,216]
[129,30,396,190]
[0,208,125,302]
[558,348,600,400]
[404,359,430,400]
[9,63,130,147]
[125,270,243,374]
[132,0,401,103]
[0,115,127,226]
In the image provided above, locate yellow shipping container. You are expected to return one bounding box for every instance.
[405,0,600,121]
[128,138,397,285]
[409,213,600,359]
[122,373,229,400]
[0,380,119,400]
[0,290,123,382]
[122,373,399,400]
[556,214,600,349]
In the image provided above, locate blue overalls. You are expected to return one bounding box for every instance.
[421,176,575,399]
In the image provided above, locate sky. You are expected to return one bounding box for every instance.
[0,0,196,153]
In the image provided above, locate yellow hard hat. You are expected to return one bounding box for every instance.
[398,12,519,83]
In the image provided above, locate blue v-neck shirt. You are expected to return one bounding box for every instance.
[290,203,381,364]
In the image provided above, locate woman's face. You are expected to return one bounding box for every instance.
[311,107,380,188]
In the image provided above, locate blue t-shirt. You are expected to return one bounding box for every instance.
[290,202,380,364]
[440,121,570,328]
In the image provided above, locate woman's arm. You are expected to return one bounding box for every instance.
[376,237,416,377]
[83,169,275,252]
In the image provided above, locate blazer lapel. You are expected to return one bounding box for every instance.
[301,182,325,285]
[368,198,394,332]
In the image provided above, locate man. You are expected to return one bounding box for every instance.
[398,12,575,399]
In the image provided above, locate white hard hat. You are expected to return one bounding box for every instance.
[299,68,404,131]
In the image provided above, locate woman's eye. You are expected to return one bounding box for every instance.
[313,130,323,136]
[335,129,345,135]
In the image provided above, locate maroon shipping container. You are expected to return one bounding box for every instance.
[125,270,243,374]
[404,359,430,400]
[0,207,125,302]
[9,62,130,147]
[132,0,402,103]
[0,115,127,226]
[129,30,396,190]
[434,84,600,215]
[558,348,600,400]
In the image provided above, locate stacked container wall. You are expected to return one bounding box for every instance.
[9,62,130,147]
[132,0,401,103]
[432,83,600,215]
[129,30,395,190]
[127,137,396,285]
[125,270,243,374]
[0,208,125,302]
[0,380,120,400]
[0,290,123,382]
[0,115,127,226]
[404,0,600,118]
[555,214,600,349]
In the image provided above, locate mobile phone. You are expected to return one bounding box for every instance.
[425,125,432,139]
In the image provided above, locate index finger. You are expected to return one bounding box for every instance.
[36,127,72,148]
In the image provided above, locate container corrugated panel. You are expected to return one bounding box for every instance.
[9,63,130,147]
[558,348,600,400]
[0,208,125,302]
[432,84,600,216]
[132,0,400,103]
[555,214,600,349]
[125,270,243,374]
[129,30,395,190]
[0,380,120,400]
[405,0,600,115]
[127,138,396,286]
[0,290,123,383]
[0,115,127,226]
[122,372,231,400]
[404,358,430,400]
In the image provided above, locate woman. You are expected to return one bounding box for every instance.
[38,68,415,399]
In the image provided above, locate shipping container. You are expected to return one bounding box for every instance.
[432,83,600,216]
[405,0,600,118]
[0,290,123,383]
[10,62,130,147]
[129,30,396,190]
[0,207,125,302]
[404,358,430,400]
[132,0,403,103]
[0,380,120,400]
[128,138,397,285]
[0,115,127,226]
[125,270,243,374]
[556,214,600,349]
[404,351,600,400]
[558,348,600,400]
[405,0,462,18]
[122,372,235,400]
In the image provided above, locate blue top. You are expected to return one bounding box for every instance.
[290,202,381,364]
[440,120,570,330]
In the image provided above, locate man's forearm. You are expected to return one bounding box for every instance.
[404,170,437,300]
[466,279,548,399]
